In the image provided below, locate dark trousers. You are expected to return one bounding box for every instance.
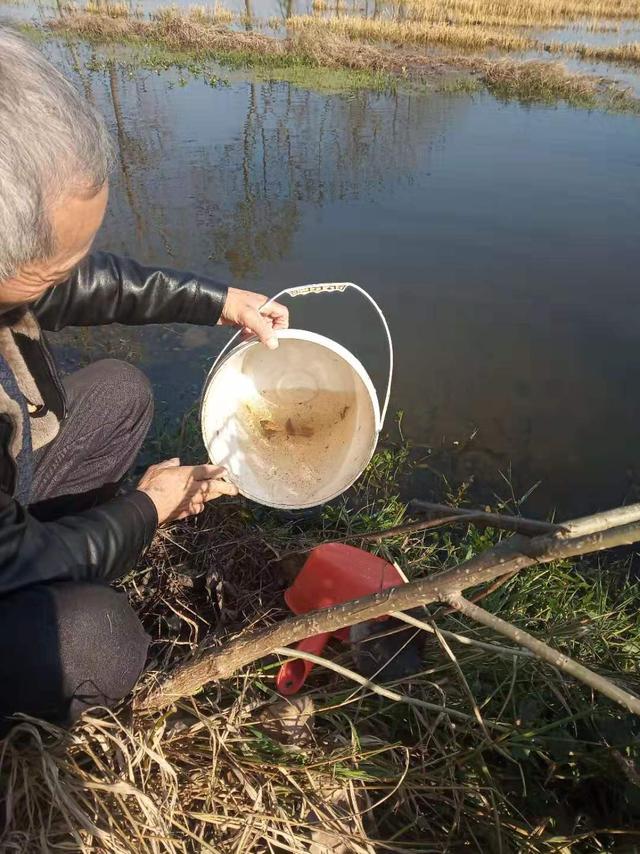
[0,360,154,734]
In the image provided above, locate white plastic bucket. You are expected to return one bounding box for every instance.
[200,283,393,509]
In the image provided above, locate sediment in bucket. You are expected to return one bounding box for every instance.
[239,387,357,492]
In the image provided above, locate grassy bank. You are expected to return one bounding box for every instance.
[44,6,640,109]
[46,10,404,93]
[69,0,640,70]
[2,432,640,851]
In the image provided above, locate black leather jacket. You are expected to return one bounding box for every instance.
[0,252,227,597]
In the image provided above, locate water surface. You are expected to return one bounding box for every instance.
[7,33,640,516]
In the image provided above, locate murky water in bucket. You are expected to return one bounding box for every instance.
[238,387,358,499]
[202,331,380,508]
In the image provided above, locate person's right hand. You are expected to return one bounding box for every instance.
[136,458,238,525]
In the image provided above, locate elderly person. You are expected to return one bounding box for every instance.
[0,29,288,733]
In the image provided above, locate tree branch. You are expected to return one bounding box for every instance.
[409,500,566,537]
[135,510,640,713]
[275,503,564,566]
[559,502,640,538]
[390,609,533,658]
[269,513,478,565]
[444,594,640,715]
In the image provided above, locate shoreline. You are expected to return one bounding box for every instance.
[31,7,640,109]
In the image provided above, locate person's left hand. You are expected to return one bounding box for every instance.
[219,287,289,350]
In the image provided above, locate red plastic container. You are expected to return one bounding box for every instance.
[276,543,406,694]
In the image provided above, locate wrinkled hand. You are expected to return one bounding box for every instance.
[219,287,289,350]
[137,458,238,525]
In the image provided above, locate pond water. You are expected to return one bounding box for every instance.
[4,27,640,516]
[533,21,640,48]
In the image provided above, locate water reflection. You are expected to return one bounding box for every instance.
[48,45,449,274]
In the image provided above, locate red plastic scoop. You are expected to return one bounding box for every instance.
[276,543,406,694]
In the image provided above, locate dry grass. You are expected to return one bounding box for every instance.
[177,3,235,26]
[49,8,443,74]
[565,39,640,64]
[56,0,640,77]
[84,0,134,19]
[402,0,640,28]
[0,498,384,853]
[287,14,536,53]
[286,13,640,73]
[482,58,602,103]
[51,0,640,77]
[0,691,377,851]
[54,9,287,58]
[287,13,640,70]
[77,2,237,27]
[47,6,639,108]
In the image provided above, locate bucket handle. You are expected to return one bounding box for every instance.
[209,283,393,432]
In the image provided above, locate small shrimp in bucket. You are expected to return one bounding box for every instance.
[200,283,393,510]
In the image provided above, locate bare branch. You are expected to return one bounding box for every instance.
[559,502,640,538]
[410,500,565,537]
[274,499,567,566]
[444,594,640,715]
[391,610,533,658]
[330,514,479,543]
[270,513,477,564]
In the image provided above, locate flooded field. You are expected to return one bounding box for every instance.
[2,0,639,515]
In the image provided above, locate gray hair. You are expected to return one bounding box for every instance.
[0,29,114,282]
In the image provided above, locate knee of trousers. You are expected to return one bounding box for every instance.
[0,582,149,733]
[57,583,150,719]
[0,582,150,729]
[90,359,154,423]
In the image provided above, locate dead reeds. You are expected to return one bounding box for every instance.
[286,13,536,53]
[48,6,639,108]
[403,0,640,28]
[84,0,133,18]
[564,39,640,64]
[287,14,640,67]
[482,58,602,104]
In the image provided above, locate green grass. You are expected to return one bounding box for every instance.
[82,44,227,86]
[200,44,396,92]
[228,54,396,93]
